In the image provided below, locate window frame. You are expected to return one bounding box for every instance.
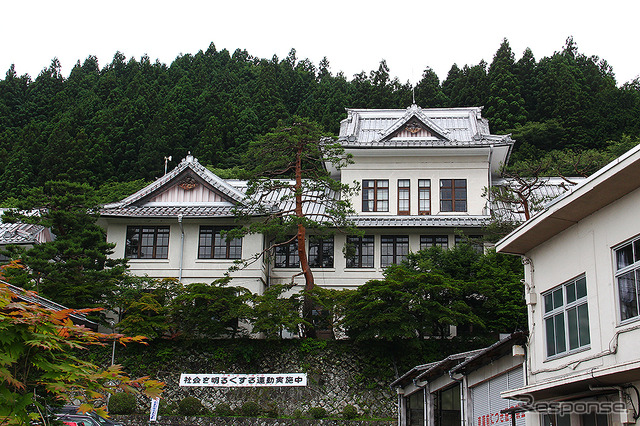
[274,238,299,268]
[614,236,640,323]
[440,179,467,212]
[308,235,334,268]
[197,226,242,260]
[398,179,410,215]
[418,179,431,215]
[125,226,170,259]
[362,179,389,212]
[542,275,590,358]
[346,235,375,268]
[380,235,409,267]
[420,235,448,250]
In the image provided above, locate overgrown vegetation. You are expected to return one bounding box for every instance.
[0,38,638,201]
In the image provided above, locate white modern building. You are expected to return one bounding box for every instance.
[497,144,640,426]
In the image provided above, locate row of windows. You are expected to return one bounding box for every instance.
[276,234,480,269]
[542,235,640,359]
[125,226,478,266]
[362,179,467,214]
[126,226,242,260]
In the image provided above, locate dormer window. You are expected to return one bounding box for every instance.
[363,180,389,212]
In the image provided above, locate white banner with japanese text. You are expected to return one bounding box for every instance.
[179,373,307,387]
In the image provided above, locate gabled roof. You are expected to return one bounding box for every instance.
[377,104,452,142]
[101,155,247,218]
[338,104,514,149]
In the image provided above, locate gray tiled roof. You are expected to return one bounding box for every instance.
[0,222,47,244]
[102,155,245,210]
[491,177,584,222]
[350,215,491,228]
[338,105,513,148]
[99,205,238,218]
[2,280,98,330]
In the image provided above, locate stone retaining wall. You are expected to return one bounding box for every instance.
[113,415,394,426]
[119,340,398,419]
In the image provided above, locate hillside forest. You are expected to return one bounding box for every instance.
[1,37,639,203]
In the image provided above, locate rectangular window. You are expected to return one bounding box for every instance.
[346,236,375,268]
[543,276,590,357]
[615,236,640,321]
[420,235,448,250]
[398,179,410,215]
[440,179,467,212]
[362,180,389,212]
[274,238,299,268]
[381,235,409,267]
[418,179,431,215]
[198,226,242,259]
[455,235,484,253]
[308,236,334,268]
[125,226,170,259]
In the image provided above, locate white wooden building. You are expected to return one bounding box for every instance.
[98,104,565,294]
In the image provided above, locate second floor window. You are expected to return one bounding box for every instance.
[543,276,590,358]
[615,236,640,321]
[440,179,467,212]
[363,180,389,212]
[381,235,409,267]
[198,226,242,259]
[420,235,448,250]
[309,236,334,268]
[418,179,431,215]
[346,236,374,268]
[398,180,410,215]
[275,238,299,268]
[126,226,169,259]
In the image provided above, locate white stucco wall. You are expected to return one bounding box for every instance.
[100,217,267,294]
[341,152,491,216]
[523,186,640,386]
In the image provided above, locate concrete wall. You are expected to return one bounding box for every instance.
[523,186,640,386]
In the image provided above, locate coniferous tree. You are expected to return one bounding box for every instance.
[485,39,527,132]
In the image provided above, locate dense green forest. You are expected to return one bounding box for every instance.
[1,37,639,201]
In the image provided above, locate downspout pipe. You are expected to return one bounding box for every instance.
[178,214,184,282]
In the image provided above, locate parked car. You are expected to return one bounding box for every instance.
[54,406,124,426]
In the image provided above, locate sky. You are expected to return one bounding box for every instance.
[3,0,639,86]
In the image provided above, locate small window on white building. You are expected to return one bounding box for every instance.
[543,276,590,358]
[615,236,640,321]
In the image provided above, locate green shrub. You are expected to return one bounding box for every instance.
[239,401,261,417]
[178,396,204,416]
[108,392,137,415]
[308,407,327,419]
[158,399,177,415]
[292,409,303,419]
[214,403,234,417]
[263,402,278,418]
[342,404,358,420]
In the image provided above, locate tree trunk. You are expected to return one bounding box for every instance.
[295,143,316,337]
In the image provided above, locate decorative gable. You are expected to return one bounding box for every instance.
[378,104,451,143]
[388,117,436,139]
[145,173,235,204]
